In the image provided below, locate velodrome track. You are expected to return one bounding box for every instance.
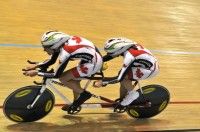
[0,0,200,131]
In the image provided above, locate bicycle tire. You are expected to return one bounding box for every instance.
[3,85,55,122]
[126,84,170,118]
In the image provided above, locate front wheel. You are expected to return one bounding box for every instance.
[3,85,55,122]
[126,84,170,118]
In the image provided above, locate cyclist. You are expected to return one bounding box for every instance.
[94,37,159,111]
[22,31,103,112]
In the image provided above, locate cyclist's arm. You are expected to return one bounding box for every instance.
[103,53,118,62]
[95,46,102,57]
[37,52,59,69]
[38,52,70,78]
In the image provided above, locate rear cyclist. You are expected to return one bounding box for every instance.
[23,31,103,112]
[94,37,159,111]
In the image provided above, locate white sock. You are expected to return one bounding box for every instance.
[120,90,139,106]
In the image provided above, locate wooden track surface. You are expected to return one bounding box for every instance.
[0,0,200,131]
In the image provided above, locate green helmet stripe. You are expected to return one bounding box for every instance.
[106,42,119,51]
[43,33,60,43]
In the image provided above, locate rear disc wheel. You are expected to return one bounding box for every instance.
[126,84,170,118]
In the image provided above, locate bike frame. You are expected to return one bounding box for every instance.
[27,78,143,110]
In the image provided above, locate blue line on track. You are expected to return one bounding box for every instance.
[0,43,41,48]
[0,43,200,55]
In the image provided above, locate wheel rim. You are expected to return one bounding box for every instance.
[127,84,170,119]
[3,85,55,122]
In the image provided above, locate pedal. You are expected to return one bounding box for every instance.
[67,105,82,114]
[113,104,127,113]
[114,98,123,103]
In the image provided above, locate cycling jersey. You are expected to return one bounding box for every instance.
[102,44,159,85]
[37,36,103,78]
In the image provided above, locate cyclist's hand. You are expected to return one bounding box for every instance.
[22,64,38,71]
[93,80,103,88]
[23,70,38,77]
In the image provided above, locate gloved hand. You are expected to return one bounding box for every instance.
[23,70,38,77]
[22,64,38,71]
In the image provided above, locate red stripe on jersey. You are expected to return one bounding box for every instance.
[63,44,94,54]
[72,36,82,43]
[128,48,151,57]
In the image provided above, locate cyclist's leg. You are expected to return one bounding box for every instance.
[59,67,92,110]
[60,69,81,98]
[120,74,133,98]
[118,62,159,104]
[73,90,80,101]
[115,63,159,111]
[119,75,139,106]
[59,69,83,94]
[114,75,139,112]
[60,61,102,111]
[120,68,139,97]
[119,82,127,99]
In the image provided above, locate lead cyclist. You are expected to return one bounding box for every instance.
[22,31,103,112]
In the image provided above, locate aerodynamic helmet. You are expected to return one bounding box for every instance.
[41,30,70,50]
[104,37,135,56]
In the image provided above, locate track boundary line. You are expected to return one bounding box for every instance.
[0,43,200,55]
[1,101,200,109]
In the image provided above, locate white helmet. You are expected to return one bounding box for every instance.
[41,31,70,50]
[104,37,135,56]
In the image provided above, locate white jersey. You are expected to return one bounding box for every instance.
[59,36,99,64]
[102,44,159,84]
[38,36,103,78]
[121,44,158,80]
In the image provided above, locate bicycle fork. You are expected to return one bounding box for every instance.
[27,85,47,109]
